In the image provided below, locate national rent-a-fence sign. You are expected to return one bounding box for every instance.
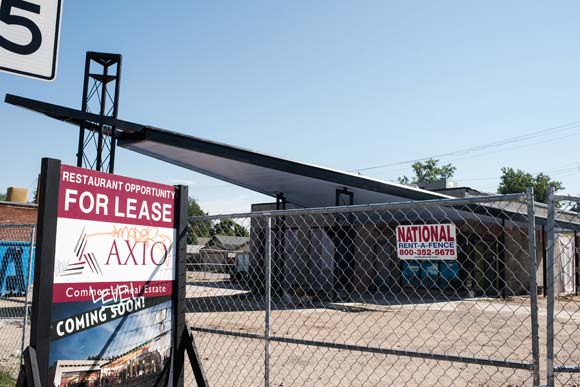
[396,223,457,260]
[29,160,186,386]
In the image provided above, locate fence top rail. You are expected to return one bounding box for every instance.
[0,224,35,229]
[188,193,527,222]
[199,248,247,253]
[555,194,580,202]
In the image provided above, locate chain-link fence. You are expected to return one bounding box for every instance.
[3,191,578,385]
[185,193,548,386]
[0,224,35,379]
[547,193,580,387]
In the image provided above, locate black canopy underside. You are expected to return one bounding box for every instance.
[5,94,450,209]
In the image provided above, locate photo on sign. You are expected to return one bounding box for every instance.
[49,299,172,386]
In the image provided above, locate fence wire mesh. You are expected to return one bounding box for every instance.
[0,224,35,379]
[548,194,580,387]
[185,194,543,386]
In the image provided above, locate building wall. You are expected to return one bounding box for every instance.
[553,232,577,295]
[248,203,558,298]
[0,202,38,241]
[503,225,532,296]
[0,202,37,225]
[352,224,377,294]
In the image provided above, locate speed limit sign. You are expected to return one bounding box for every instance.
[0,0,63,80]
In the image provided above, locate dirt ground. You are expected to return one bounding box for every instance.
[0,296,29,378]
[183,272,580,387]
[0,275,578,386]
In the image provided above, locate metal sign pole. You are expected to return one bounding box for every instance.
[30,158,61,383]
[172,185,188,387]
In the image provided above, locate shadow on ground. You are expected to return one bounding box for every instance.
[185,279,471,314]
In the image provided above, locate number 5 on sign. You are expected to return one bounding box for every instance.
[0,0,62,80]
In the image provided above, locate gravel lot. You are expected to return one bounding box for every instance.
[0,296,29,378]
[183,272,580,387]
[0,274,578,386]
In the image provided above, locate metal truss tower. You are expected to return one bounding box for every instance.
[76,52,122,173]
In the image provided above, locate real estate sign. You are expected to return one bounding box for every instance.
[396,223,457,260]
[32,162,181,386]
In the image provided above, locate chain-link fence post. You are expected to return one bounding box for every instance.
[546,187,556,387]
[265,216,272,387]
[19,225,35,365]
[527,188,541,386]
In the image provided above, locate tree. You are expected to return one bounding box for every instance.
[187,197,212,244]
[497,167,563,204]
[398,158,456,184]
[32,175,40,203]
[186,198,250,243]
[211,218,249,237]
[0,191,5,201]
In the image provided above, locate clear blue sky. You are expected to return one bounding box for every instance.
[1,1,580,213]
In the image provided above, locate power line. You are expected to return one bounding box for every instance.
[444,131,580,166]
[177,120,580,192]
[351,121,580,173]
[456,163,580,183]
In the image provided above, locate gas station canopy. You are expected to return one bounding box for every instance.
[5,94,450,208]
